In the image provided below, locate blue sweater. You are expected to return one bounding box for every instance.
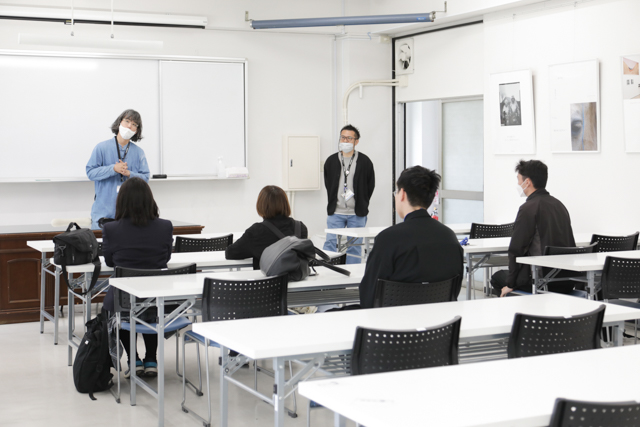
[86,137,150,228]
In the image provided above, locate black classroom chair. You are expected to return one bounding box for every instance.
[174,234,233,252]
[469,222,515,298]
[549,398,640,427]
[590,232,639,253]
[372,275,460,308]
[601,256,640,344]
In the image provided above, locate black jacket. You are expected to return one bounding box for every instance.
[359,209,464,309]
[507,189,575,289]
[101,217,173,311]
[225,216,308,269]
[324,152,375,217]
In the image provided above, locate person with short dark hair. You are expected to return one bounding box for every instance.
[358,166,463,309]
[225,185,308,269]
[101,177,173,378]
[491,159,575,297]
[87,109,150,229]
[323,124,375,263]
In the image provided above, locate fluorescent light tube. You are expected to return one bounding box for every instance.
[250,13,435,29]
[19,33,163,51]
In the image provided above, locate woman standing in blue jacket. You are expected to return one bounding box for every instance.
[86,109,150,229]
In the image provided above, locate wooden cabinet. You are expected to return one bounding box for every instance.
[0,222,203,324]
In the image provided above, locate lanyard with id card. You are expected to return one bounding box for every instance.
[340,152,355,204]
[115,137,131,183]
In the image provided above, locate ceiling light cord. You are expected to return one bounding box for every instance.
[110,0,114,38]
[70,0,74,36]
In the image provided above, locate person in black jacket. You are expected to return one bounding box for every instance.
[225,185,308,269]
[359,166,463,309]
[491,160,575,297]
[323,124,375,264]
[102,177,173,378]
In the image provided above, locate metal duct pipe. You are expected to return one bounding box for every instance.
[250,12,435,29]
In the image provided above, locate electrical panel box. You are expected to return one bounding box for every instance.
[282,135,320,191]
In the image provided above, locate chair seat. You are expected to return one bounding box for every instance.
[184,330,221,348]
[121,316,192,334]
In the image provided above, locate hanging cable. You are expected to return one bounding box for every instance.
[110,0,114,38]
[70,0,74,36]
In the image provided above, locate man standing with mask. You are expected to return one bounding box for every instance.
[323,124,375,263]
[86,109,150,230]
[491,159,575,297]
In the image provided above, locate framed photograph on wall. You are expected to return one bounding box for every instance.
[548,59,600,153]
[490,69,536,154]
[621,54,640,152]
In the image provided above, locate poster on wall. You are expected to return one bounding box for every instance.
[621,55,640,152]
[490,69,535,154]
[548,59,600,153]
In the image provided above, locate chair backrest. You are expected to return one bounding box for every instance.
[601,256,640,300]
[350,316,461,376]
[549,398,640,427]
[113,263,197,312]
[544,243,598,256]
[507,305,605,359]
[175,235,234,252]
[470,222,515,239]
[590,232,639,253]
[372,276,460,308]
[201,274,288,322]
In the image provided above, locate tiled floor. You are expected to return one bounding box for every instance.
[0,311,353,427]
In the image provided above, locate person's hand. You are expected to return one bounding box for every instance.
[114,160,128,174]
[500,286,513,298]
[122,169,131,177]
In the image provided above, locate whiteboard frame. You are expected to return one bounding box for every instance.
[0,49,248,182]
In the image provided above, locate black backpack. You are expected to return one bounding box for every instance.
[53,222,101,295]
[73,312,113,400]
[260,221,350,281]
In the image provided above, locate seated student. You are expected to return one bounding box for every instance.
[491,160,575,297]
[226,185,308,269]
[359,166,464,309]
[101,177,173,378]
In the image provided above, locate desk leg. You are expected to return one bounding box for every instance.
[130,293,137,407]
[587,271,596,300]
[53,271,62,345]
[531,266,538,294]
[465,253,472,300]
[85,273,92,325]
[157,297,165,427]
[39,252,46,334]
[334,412,346,427]
[613,322,624,346]
[273,357,285,427]
[68,285,74,366]
[220,345,229,427]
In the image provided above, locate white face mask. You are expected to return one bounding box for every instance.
[119,124,136,141]
[339,142,354,153]
[516,181,527,198]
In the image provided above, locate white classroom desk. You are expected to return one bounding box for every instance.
[108,263,364,427]
[300,344,640,427]
[463,233,592,300]
[324,222,471,261]
[28,232,242,345]
[191,293,640,427]
[517,249,640,298]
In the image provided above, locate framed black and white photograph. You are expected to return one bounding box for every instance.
[490,69,535,154]
[549,59,600,153]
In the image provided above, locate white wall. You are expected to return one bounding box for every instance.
[0,0,393,237]
[483,0,640,235]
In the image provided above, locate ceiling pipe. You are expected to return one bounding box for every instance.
[249,12,436,30]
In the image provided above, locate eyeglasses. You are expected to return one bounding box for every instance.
[122,118,139,130]
[339,135,357,142]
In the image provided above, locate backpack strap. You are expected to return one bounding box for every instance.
[262,220,286,239]
[313,258,351,277]
[62,257,101,297]
[294,220,302,238]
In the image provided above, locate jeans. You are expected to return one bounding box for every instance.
[323,214,367,264]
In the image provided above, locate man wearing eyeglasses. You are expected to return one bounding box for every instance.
[323,124,375,263]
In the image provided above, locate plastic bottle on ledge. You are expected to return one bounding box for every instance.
[431,206,439,221]
[217,156,227,178]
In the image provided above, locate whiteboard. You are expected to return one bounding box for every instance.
[160,61,246,176]
[0,52,247,181]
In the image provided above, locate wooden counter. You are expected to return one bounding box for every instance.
[0,221,203,324]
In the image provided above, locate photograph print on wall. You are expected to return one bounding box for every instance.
[499,82,522,126]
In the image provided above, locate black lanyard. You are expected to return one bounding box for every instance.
[115,137,131,182]
[340,151,356,188]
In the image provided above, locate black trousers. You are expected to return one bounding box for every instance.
[490,269,575,295]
